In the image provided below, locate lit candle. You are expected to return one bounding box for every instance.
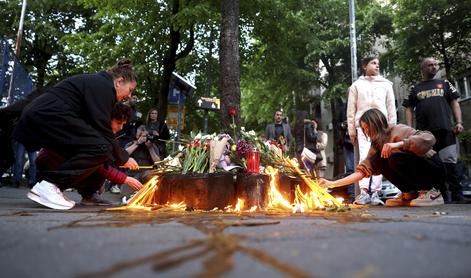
[246,148,260,174]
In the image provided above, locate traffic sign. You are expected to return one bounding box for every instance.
[166,104,185,129]
[195,97,220,110]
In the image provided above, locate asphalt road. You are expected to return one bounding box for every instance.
[1,186,470,278]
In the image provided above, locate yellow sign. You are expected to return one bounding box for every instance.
[166,104,185,129]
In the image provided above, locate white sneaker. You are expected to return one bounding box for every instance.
[370,191,385,206]
[410,188,444,207]
[27,181,75,210]
[353,190,371,205]
[110,184,121,194]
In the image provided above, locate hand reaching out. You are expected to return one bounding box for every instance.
[318,178,334,188]
[124,176,143,191]
[123,157,139,170]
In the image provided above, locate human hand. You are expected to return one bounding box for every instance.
[136,135,146,145]
[349,134,357,144]
[318,178,334,188]
[124,176,143,191]
[381,142,402,158]
[144,140,154,148]
[123,157,139,170]
[453,123,464,134]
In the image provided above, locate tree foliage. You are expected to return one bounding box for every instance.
[390,0,471,84]
[239,0,393,131]
[0,0,96,87]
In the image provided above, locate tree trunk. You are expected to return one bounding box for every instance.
[157,1,195,123]
[157,0,180,122]
[219,0,240,133]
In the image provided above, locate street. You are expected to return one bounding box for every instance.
[1,186,470,278]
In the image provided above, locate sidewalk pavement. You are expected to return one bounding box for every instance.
[1,186,471,278]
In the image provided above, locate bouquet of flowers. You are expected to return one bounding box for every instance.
[229,127,292,174]
[181,132,214,174]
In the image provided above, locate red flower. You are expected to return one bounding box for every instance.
[228,107,237,117]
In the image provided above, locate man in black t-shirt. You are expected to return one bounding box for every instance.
[403,57,465,203]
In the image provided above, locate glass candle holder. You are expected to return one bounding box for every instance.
[246,148,260,174]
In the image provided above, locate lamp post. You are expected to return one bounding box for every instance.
[348,0,357,82]
[7,0,27,106]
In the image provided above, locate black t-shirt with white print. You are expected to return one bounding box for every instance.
[402,79,460,131]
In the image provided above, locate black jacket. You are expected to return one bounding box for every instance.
[12,72,128,165]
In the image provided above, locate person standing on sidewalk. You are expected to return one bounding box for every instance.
[347,57,397,205]
[319,108,446,207]
[265,110,293,153]
[13,59,140,210]
[403,57,465,203]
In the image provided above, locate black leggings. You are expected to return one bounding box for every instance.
[370,152,446,193]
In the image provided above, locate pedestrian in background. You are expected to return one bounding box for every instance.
[265,110,293,152]
[313,118,328,178]
[12,141,37,188]
[294,111,319,175]
[347,56,397,205]
[403,57,465,203]
[146,108,170,159]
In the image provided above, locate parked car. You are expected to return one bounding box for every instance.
[378,179,401,200]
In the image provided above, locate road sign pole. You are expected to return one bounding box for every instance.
[175,92,183,151]
[203,109,209,134]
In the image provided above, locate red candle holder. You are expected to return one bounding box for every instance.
[246,148,260,174]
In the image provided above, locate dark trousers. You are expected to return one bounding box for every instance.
[430,129,462,198]
[35,146,109,198]
[370,152,446,193]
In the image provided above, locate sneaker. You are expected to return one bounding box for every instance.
[385,192,418,207]
[370,191,384,206]
[410,188,444,207]
[353,190,371,205]
[110,184,121,194]
[81,193,114,206]
[27,180,75,210]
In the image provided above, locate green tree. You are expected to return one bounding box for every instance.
[391,0,471,84]
[240,0,393,173]
[64,0,219,123]
[0,0,96,87]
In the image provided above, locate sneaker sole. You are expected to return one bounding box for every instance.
[31,183,76,207]
[27,191,75,210]
[409,201,444,207]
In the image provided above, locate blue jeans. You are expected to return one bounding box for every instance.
[14,142,37,185]
[344,146,354,173]
[344,146,355,201]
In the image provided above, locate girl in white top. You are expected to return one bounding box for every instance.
[347,57,397,205]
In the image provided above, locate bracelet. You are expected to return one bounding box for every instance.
[455,122,463,125]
